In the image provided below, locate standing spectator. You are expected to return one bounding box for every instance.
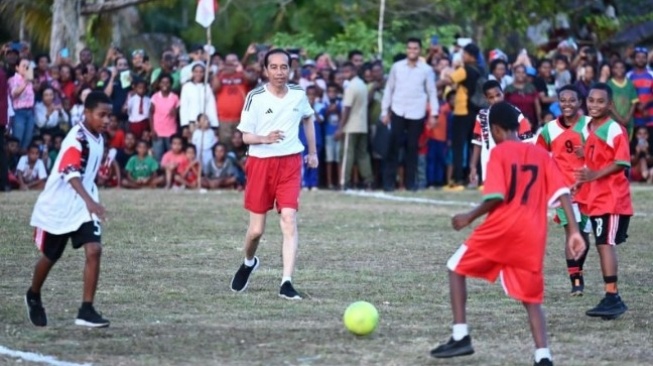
[534,59,557,116]
[78,47,94,68]
[381,38,439,191]
[574,64,595,114]
[151,52,180,92]
[488,59,513,90]
[335,62,373,189]
[427,90,455,187]
[70,88,92,128]
[322,84,343,189]
[505,65,541,130]
[300,85,323,190]
[59,65,76,105]
[367,62,385,185]
[35,86,69,136]
[627,47,653,132]
[125,79,151,139]
[214,53,254,150]
[180,45,206,85]
[609,60,639,139]
[150,74,179,161]
[131,49,151,82]
[348,50,365,72]
[9,58,36,151]
[104,57,131,123]
[0,66,9,191]
[34,54,52,94]
[180,64,218,130]
[437,43,481,189]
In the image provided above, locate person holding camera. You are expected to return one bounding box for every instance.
[8,57,36,152]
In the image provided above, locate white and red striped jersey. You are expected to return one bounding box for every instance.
[30,124,104,234]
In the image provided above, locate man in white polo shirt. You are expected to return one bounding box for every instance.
[229,49,318,300]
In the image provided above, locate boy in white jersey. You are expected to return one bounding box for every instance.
[469,80,534,187]
[25,92,112,328]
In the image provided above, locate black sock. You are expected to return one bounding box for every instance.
[81,301,93,310]
[27,288,41,300]
[578,231,591,270]
[603,275,618,295]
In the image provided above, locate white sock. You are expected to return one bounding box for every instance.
[281,276,292,285]
[452,324,468,341]
[535,348,551,362]
[244,257,255,267]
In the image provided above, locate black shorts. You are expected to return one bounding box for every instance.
[34,221,102,262]
[589,214,630,246]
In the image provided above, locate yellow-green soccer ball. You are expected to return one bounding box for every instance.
[343,301,379,336]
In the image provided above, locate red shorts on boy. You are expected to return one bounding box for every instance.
[244,154,301,214]
[448,244,544,304]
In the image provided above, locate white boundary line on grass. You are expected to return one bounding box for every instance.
[0,345,91,366]
[343,190,650,217]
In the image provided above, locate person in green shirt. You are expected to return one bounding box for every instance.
[121,140,163,188]
[150,52,181,93]
[608,60,639,139]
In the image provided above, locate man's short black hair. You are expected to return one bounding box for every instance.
[186,143,197,153]
[489,59,507,73]
[170,134,184,144]
[263,48,291,68]
[27,144,40,152]
[554,54,569,65]
[463,43,480,60]
[406,37,422,48]
[348,50,363,60]
[342,61,355,69]
[489,101,520,131]
[157,72,173,84]
[136,139,150,148]
[84,91,112,110]
[589,82,613,101]
[557,84,580,98]
[482,80,502,94]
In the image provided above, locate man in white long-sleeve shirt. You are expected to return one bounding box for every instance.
[381,38,439,191]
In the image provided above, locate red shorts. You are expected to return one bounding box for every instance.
[447,244,544,304]
[244,154,301,214]
[129,120,149,140]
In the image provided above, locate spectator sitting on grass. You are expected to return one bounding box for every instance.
[181,144,200,190]
[203,143,239,190]
[631,126,653,183]
[161,134,189,190]
[122,140,164,189]
[16,144,47,191]
[96,144,121,189]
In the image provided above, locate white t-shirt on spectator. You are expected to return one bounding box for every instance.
[191,128,217,171]
[238,84,313,158]
[16,156,47,182]
[31,124,103,235]
[127,94,151,123]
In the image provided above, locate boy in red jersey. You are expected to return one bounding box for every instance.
[430,102,586,366]
[575,83,632,319]
[536,85,592,296]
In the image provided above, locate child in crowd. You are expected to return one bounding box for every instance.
[150,73,179,162]
[6,137,21,188]
[122,140,163,189]
[299,85,323,190]
[96,144,121,189]
[321,83,342,189]
[203,143,239,190]
[192,113,217,173]
[554,54,572,90]
[182,144,200,189]
[48,134,64,170]
[427,91,454,187]
[125,79,151,139]
[631,126,653,183]
[107,114,125,149]
[161,135,189,190]
[16,144,48,191]
[228,130,247,187]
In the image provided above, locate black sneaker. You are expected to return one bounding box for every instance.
[75,306,110,328]
[534,358,554,366]
[586,294,627,319]
[24,289,47,327]
[230,257,259,292]
[279,281,302,300]
[570,275,584,296]
[430,336,474,358]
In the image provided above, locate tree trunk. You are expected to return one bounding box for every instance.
[49,0,67,63]
[80,0,155,15]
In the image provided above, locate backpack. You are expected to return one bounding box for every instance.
[468,66,489,111]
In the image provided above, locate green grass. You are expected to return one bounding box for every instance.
[1,188,652,366]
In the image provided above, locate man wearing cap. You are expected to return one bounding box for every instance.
[438,43,483,190]
[131,49,151,81]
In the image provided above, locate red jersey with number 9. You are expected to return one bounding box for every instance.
[581,118,633,216]
[466,141,569,272]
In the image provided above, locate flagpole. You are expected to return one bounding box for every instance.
[199,26,211,190]
[377,0,385,60]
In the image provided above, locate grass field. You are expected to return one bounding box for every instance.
[1,188,652,366]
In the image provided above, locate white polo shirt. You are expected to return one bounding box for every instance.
[238,84,314,158]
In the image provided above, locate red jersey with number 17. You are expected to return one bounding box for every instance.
[466,141,569,272]
[581,118,633,216]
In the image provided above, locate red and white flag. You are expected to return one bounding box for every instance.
[195,0,218,28]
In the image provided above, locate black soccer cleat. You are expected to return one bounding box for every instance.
[534,358,554,366]
[75,305,110,328]
[230,257,259,292]
[570,276,584,297]
[586,294,627,320]
[430,335,474,359]
[25,289,47,327]
[279,281,302,300]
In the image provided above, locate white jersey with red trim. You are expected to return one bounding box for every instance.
[30,124,104,234]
